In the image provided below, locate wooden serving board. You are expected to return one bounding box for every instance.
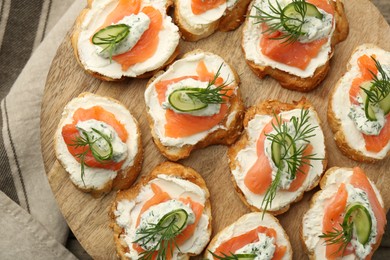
[41,1,390,259]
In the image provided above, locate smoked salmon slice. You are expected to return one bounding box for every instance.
[98,0,141,29]
[191,0,226,15]
[61,106,128,170]
[113,6,162,71]
[259,0,333,70]
[213,225,286,260]
[175,197,204,245]
[348,55,389,152]
[154,61,232,138]
[322,183,351,259]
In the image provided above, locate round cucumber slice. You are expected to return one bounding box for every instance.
[168,88,208,112]
[158,209,188,235]
[271,133,296,171]
[343,203,372,245]
[360,82,378,121]
[281,2,323,34]
[92,24,130,46]
[89,128,113,161]
[379,93,390,115]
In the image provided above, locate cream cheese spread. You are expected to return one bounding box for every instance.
[55,94,139,189]
[144,52,237,148]
[231,108,325,212]
[113,174,210,259]
[77,0,180,78]
[331,45,390,159]
[205,213,291,260]
[243,0,335,78]
[302,168,384,259]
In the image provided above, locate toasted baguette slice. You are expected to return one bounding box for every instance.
[173,0,251,41]
[328,44,390,163]
[204,212,292,259]
[54,92,142,197]
[144,49,245,161]
[302,167,386,259]
[71,0,180,81]
[228,98,327,215]
[242,0,349,92]
[110,162,212,259]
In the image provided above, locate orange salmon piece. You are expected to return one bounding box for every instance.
[113,6,162,71]
[61,106,128,170]
[287,144,313,192]
[154,60,232,138]
[350,167,386,242]
[175,197,204,245]
[244,119,276,195]
[322,183,351,259]
[259,0,332,70]
[213,225,286,259]
[62,124,125,170]
[98,0,141,29]
[348,55,389,152]
[191,0,226,15]
[72,106,128,141]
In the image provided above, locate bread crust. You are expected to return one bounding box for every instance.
[228,98,327,215]
[327,44,390,163]
[301,167,385,259]
[54,92,143,197]
[110,161,212,259]
[205,212,292,259]
[145,49,245,161]
[242,0,349,92]
[71,0,179,81]
[173,0,251,42]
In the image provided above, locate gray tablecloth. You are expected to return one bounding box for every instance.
[0,0,388,259]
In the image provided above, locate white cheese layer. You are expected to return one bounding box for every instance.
[205,212,291,260]
[77,0,180,78]
[231,109,325,211]
[55,93,139,189]
[144,52,238,147]
[242,0,335,78]
[302,168,384,259]
[113,174,210,259]
[331,45,390,159]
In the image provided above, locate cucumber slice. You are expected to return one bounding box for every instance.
[343,203,372,245]
[158,209,188,235]
[233,254,257,260]
[168,88,208,112]
[379,92,390,115]
[271,133,296,170]
[281,1,323,34]
[360,82,377,121]
[92,24,130,46]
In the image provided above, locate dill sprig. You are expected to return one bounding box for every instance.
[134,209,188,260]
[186,63,232,105]
[209,250,256,260]
[70,128,113,186]
[92,24,130,61]
[319,222,353,256]
[251,0,317,43]
[261,109,323,216]
[362,57,390,105]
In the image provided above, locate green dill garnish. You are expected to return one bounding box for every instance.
[362,57,390,105]
[70,128,113,186]
[319,223,353,255]
[208,250,256,260]
[261,109,323,217]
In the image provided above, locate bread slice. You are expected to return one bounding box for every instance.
[173,0,251,41]
[228,98,327,215]
[204,212,292,259]
[144,49,245,161]
[301,167,386,259]
[71,0,180,81]
[242,0,349,92]
[328,44,390,163]
[54,92,143,197]
[110,161,212,259]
